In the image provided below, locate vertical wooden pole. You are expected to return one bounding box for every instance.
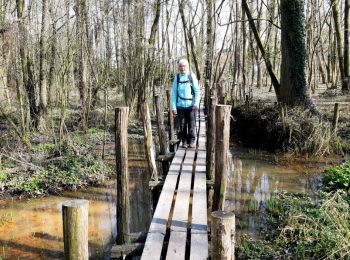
[332,102,340,133]
[115,107,130,245]
[204,80,210,115]
[232,99,237,108]
[211,211,235,260]
[141,102,158,181]
[213,105,231,211]
[62,200,89,260]
[155,95,169,174]
[206,96,217,180]
[245,94,249,108]
[166,89,176,152]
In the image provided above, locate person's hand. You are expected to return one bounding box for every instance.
[172,110,177,116]
[192,105,197,112]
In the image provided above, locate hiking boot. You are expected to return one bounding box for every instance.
[188,142,195,148]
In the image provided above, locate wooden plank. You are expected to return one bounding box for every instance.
[166,149,196,259]
[190,154,209,260]
[141,148,186,259]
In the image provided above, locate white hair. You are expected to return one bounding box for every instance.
[178,58,189,67]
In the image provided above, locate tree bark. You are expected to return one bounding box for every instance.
[38,0,48,130]
[115,107,130,245]
[280,0,311,107]
[344,0,350,91]
[331,0,346,90]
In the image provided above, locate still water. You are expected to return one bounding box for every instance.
[0,143,330,259]
[0,141,152,259]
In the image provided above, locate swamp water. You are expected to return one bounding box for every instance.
[0,143,331,259]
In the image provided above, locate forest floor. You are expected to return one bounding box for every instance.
[0,86,349,198]
[0,111,145,199]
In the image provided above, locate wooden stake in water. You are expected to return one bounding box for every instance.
[211,211,235,260]
[141,102,158,181]
[62,199,89,260]
[213,105,231,211]
[166,89,175,152]
[155,95,169,174]
[115,107,130,245]
[207,96,217,181]
[332,102,339,133]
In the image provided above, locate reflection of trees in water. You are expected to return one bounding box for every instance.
[226,156,312,215]
[128,167,152,233]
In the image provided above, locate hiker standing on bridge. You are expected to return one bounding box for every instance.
[171,58,200,148]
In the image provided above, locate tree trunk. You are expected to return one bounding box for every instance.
[38,0,48,130]
[280,0,310,107]
[17,0,38,128]
[74,0,88,131]
[331,0,346,90]
[344,0,350,91]
[205,0,214,108]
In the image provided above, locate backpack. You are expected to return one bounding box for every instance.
[176,73,194,102]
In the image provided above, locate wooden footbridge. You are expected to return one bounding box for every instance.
[60,97,235,260]
[141,107,209,259]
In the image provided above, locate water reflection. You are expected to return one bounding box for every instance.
[225,149,320,237]
[0,140,152,259]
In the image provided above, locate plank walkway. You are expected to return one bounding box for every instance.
[141,107,208,259]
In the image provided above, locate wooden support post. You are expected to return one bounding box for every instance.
[211,211,235,260]
[115,107,130,245]
[206,96,217,181]
[140,102,158,181]
[62,200,89,260]
[154,95,169,174]
[232,99,237,108]
[332,102,339,133]
[166,89,176,152]
[213,105,232,211]
[245,94,249,108]
[204,80,210,115]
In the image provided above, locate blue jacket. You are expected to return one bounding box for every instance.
[171,72,200,111]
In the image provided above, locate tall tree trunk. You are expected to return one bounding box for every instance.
[280,0,311,107]
[205,0,214,82]
[331,0,346,90]
[74,0,88,131]
[47,8,57,107]
[17,0,38,128]
[205,0,214,108]
[344,0,350,91]
[38,0,48,130]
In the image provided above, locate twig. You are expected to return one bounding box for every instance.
[0,153,43,171]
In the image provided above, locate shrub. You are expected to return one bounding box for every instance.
[231,104,342,155]
[323,160,350,191]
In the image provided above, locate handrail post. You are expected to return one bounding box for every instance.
[211,211,235,259]
[212,105,231,211]
[155,95,169,174]
[141,102,158,181]
[206,96,217,181]
[115,107,130,245]
[62,199,89,260]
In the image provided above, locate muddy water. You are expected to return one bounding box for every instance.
[224,148,328,237]
[0,143,331,259]
[0,141,152,260]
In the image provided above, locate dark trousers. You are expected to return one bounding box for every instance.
[177,108,196,144]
